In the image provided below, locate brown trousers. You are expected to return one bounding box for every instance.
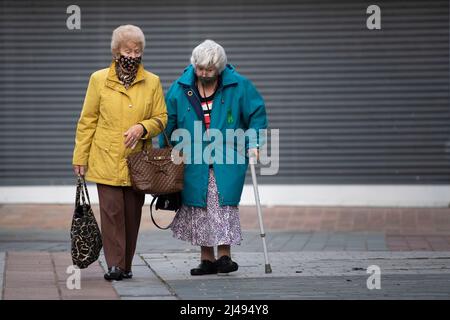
[97,184,145,271]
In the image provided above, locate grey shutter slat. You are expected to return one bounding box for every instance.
[0,0,448,185]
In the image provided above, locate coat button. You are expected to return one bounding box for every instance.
[128,104,133,108]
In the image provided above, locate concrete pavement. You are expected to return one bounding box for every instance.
[1,205,450,300]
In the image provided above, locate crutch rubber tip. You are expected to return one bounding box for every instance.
[265,264,272,274]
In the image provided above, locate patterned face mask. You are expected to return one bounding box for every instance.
[118,55,141,72]
[115,55,142,89]
[198,75,218,85]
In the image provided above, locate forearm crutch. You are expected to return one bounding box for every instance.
[249,151,272,274]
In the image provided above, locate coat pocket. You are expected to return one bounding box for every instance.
[88,138,117,180]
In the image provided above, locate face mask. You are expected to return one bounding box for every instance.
[198,75,218,85]
[117,55,141,72]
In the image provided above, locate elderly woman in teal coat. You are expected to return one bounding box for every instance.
[160,39,268,276]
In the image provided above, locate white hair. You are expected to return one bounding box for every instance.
[190,40,227,73]
[111,25,146,58]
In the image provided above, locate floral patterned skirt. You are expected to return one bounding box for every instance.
[170,168,242,246]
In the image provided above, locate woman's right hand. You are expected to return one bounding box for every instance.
[73,165,87,176]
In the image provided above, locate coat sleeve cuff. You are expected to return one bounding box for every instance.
[138,123,148,139]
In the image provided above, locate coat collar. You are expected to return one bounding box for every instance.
[177,64,238,88]
[106,61,145,92]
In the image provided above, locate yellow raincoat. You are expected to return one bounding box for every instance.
[72,62,168,186]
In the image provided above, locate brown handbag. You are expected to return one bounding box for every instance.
[127,118,184,195]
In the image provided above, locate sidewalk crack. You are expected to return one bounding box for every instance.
[1,252,7,300]
[50,253,62,300]
[138,254,179,299]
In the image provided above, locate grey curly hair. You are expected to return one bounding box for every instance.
[190,40,227,73]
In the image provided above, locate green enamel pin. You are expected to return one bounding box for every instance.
[227,108,234,124]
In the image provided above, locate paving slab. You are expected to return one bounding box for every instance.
[138,251,450,300]
[98,254,176,300]
[165,274,450,300]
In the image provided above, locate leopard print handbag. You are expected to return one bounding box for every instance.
[70,176,103,269]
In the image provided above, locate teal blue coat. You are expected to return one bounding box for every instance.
[159,64,268,207]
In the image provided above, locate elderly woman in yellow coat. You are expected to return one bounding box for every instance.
[72,25,167,281]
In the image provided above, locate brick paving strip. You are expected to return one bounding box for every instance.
[2,205,450,251]
[1,205,450,235]
[2,251,119,300]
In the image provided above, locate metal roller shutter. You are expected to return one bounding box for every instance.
[0,0,448,185]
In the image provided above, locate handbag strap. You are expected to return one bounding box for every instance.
[81,176,92,206]
[76,175,91,207]
[141,118,172,151]
[75,176,82,207]
[150,196,171,230]
[154,118,172,148]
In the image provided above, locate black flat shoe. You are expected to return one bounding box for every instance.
[190,260,217,276]
[122,271,133,279]
[215,256,238,274]
[104,266,124,281]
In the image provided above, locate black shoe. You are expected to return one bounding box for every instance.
[215,256,238,274]
[122,271,133,279]
[190,260,218,276]
[104,266,124,281]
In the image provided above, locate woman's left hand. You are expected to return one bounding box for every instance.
[124,124,144,149]
[248,148,259,162]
